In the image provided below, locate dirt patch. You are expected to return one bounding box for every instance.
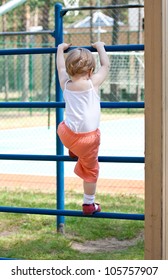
[71,232,144,253]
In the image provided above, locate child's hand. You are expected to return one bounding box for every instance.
[58,43,72,51]
[91,41,105,50]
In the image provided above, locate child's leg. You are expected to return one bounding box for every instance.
[83,181,96,195]
[82,181,101,214]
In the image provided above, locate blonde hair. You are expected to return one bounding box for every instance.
[65,48,96,76]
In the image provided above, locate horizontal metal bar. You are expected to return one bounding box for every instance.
[0,258,17,260]
[0,47,55,55]
[0,154,144,163]
[0,44,144,56]
[101,101,144,108]
[100,156,144,163]
[61,4,144,16]
[73,45,144,52]
[0,101,64,108]
[0,206,144,220]
[0,101,144,109]
[0,30,54,36]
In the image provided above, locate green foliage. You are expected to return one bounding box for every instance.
[0,0,134,32]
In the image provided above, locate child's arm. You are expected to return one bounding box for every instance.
[56,43,71,90]
[91,41,110,87]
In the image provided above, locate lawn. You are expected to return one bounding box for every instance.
[0,188,144,260]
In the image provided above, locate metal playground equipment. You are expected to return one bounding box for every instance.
[0,2,145,259]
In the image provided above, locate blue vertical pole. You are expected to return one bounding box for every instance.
[55,3,65,232]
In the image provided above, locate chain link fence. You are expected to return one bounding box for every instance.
[0,0,144,197]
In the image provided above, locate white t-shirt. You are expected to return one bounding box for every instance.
[63,79,100,133]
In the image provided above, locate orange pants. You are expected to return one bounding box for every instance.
[57,121,100,183]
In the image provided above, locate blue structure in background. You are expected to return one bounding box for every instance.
[0,2,145,248]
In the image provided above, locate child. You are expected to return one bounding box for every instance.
[56,42,109,215]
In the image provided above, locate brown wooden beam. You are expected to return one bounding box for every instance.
[144,0,162,259]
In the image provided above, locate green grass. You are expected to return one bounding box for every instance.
[0,189,144,260]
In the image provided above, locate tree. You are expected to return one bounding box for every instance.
[2,0,9,101]
[110,0,120,101]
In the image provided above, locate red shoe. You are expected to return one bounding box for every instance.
[82,203,101,215]
[69,150,78,159]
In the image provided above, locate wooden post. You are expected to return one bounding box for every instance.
[144,0,162,259]
[162,0,168,260]
[145,0,168,259]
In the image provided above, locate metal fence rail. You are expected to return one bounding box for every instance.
[0,101,144,108]
[0,206,144,220]
[0,44,144,56]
